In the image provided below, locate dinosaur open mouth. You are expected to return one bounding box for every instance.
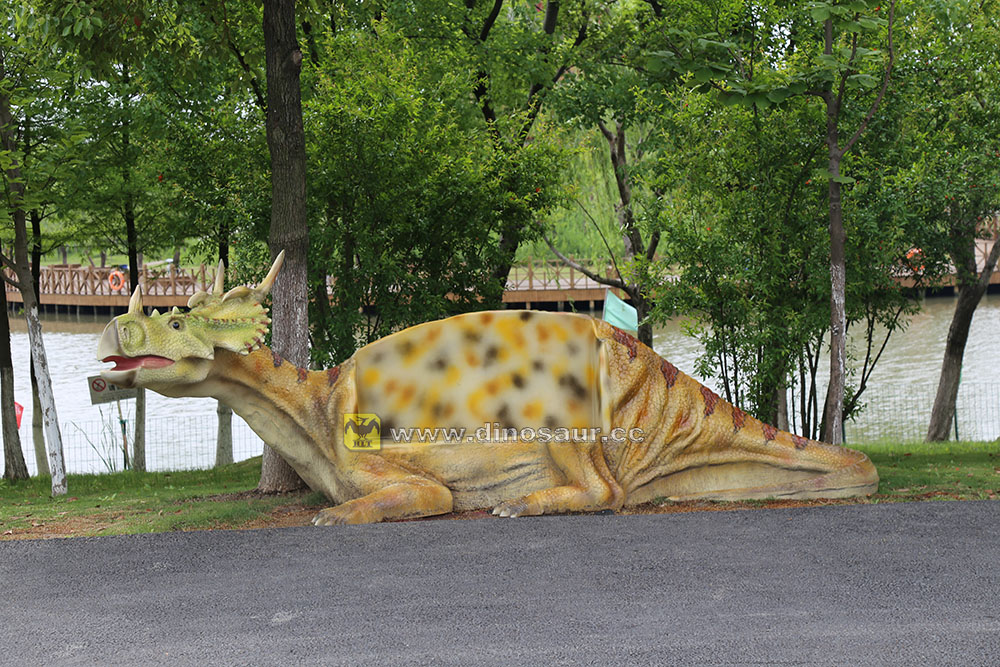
[102,355,175,372]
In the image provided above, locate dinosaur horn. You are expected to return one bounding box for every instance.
[213,260,226,296]
[128,285,143,315]
[254,250,285,301]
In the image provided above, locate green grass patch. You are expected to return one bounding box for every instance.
[856,440,1000,501]
[0,457,326,539]
[2,442,997,539]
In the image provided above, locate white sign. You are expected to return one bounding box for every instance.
[88,375,138,405]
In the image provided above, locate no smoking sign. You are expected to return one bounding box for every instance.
[87,375,138,405]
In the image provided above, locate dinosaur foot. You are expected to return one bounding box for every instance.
[491,498,539,518]
[312,503,374,526]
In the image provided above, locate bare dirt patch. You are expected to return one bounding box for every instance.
[2,514,124,540]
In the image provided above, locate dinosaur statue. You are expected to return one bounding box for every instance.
[97,253,878,525]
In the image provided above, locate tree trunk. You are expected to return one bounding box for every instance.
[15,263,67,494]
[2,79,66,494]
[259,0,309,492]
[215,401,234,467]
[927,236,1000,441]
[132,388,146,471]
[119,65,146,471]
[821,92,847,445]
[30,370,47,476]
[123,200,146,471]
[631,291,653,348]
[1,285,28,480]
[215,243,233,468]
[29,209,47,476]
[776,384,789,432]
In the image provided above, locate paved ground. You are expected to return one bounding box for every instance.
[2,501,998,666]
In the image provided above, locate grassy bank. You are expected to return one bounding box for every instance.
[1,441,998,539]
[857,440,1000,501]
[0,457,326,539]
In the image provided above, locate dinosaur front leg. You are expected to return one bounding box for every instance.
[312,455,453,525]
[492,441,625,518]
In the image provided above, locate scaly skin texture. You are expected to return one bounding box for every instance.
[97,257,878,525]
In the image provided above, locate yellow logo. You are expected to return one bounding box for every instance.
[344,413,381,450]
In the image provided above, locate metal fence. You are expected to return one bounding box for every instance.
[6,414,265,476]
[843,383,1000,444]
[3,383,999,476]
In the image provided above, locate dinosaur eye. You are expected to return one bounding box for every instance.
[170,320,182,330]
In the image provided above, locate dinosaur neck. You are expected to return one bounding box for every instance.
[192,346,351,499]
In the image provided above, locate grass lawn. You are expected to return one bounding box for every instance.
[857,440,1000,501]
[0,457,327,540]
[1,441,998,540]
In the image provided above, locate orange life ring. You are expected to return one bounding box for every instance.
[108,270,126,291]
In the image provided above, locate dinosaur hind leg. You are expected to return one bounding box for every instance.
[312,455,453,525]
[492,441,624,518]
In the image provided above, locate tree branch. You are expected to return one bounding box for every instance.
[542,234,627,290]
[842,0,897,155]
[645,229,660,262]
[205,3,267,113]
[0,251,22,290]
[480,1,504,41]
[520,10,588,140]
[976,234,1000,291]
[572,198,627,286]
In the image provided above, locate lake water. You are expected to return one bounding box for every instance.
[4,294,1000,473]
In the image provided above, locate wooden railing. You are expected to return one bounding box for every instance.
[505,259,616,291]
[3,264,221,307]
[5,234,998,308]
[3,258,614,307]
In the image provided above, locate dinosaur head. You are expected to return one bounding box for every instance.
[96,252,284,392]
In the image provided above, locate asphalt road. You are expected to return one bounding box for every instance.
[2,501,998,666]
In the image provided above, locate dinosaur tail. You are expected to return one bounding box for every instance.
[595,320,879,503]
[648,380,880,502]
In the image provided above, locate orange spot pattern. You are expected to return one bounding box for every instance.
[762,423,778,442]
[791,434,808,450]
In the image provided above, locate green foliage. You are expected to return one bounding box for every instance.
[303,24,567,366]
[888,0,1000,283]
[652,90,833,422]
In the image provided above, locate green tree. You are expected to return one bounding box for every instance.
[542,2,671,346]
[645,0,898,439]
[304,22,565,366]
[895,0,1000,440]
[0,6,76,493]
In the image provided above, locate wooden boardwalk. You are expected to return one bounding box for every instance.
[5,236,998,312]
[2,259,625,311]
